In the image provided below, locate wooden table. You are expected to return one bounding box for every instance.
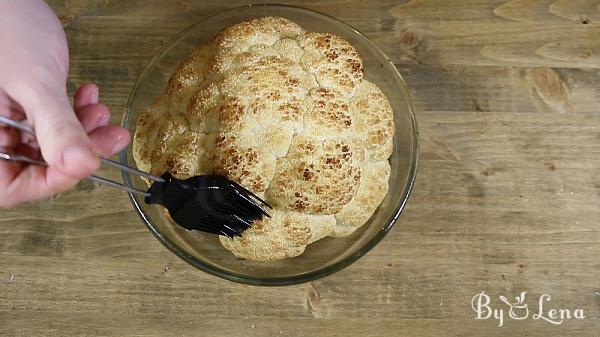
[2,1,599,336]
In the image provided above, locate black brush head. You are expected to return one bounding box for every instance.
[144,173,271,237]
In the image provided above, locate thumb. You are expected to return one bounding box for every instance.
[25,89,100,179]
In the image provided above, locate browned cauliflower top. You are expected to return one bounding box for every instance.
[134,17,394,261]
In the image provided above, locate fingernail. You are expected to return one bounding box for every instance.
[90,87,99,104]
[97,110,109,125]
[111,135,130,154]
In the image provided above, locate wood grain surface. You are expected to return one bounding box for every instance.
[2,1,600,336]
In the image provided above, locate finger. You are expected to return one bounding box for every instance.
[73,83,99,110]
[88,125,131,157]
[0,89,27,141]
[21,133,38,148]
[0,89,26,120]
[75,103,110,133]
[0,141,85,208]
[22,89,100,180]
[14,143,43,161]
[0,160,22,187]
[0,128,20,148]
[0,163,80,208]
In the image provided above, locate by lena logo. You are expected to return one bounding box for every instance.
[471,291,585,327]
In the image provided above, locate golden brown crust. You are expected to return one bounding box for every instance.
[186,82,221,132]
[350,81,395,161]
[332,160,391,237]
[266,135,362,214]
[213,132,277,194]
[218,209,312,261]
[133,17,394,261]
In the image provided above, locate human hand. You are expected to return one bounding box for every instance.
[0,0,130,207]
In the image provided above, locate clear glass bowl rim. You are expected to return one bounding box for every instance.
[121,4,419,286]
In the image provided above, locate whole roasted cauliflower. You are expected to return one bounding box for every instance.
[133,17,394,261]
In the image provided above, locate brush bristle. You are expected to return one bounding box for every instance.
[146,173,272,237]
